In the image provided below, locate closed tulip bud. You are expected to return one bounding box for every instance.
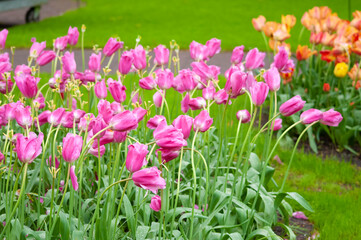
[118,51,133,75]
[126,143,149,173]
[132,167,166,194]
[153,90,164,108]
[279,95,306,116]
[62,51,76,74]
[36,50,56,66]
[156,69,174,90]
[70,166,78,191]
[156,148,180,163]
[110,110,138,132]
[15,132,43,164]
[154,44,169,66]
[250,82,269,106]
[133,107,147,123]
[14,74,39,98]
[103,37,123,57]
[139,76,157,90]
[107,78,126,103]
[193,110,213,132]
[15,105,32,129]
[94,79,108,99]
[172,115,193,139]
[132,45,147,70]
[320,109,343,127]
[334,62,348,78]
[54,35,68,51]
[231,46,244,64]
[300,109,323,124]
[62,133,83,162]
[271,47,294,73]
[272,118,282,131]
[37,110,51,126]
[236,110,251,123]
[181,93,190,113]
[0,29,8,50]
[245,48,265,70]
[92,116,108,138]
[214,89,229,105]
[29,41,46,58]
[189,97,206,110]
[147,115,166,129]
[48,108,65,126]
[189,41,209,61]
[88,52,101,72]
[206,38,221,58]
[263,66,281,92]
[150,195,162,211]
[202,83,216,100]
[67,26,79,46]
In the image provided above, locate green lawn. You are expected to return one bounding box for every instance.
[6,0,361,50]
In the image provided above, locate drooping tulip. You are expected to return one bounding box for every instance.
[62,133,83,163]
[113,131,127,143]
[236,110,251,123]
[214,89,229,105]
[133,107,147,123]
[154,44,169,66]
[149,195,162,211]
[48,108,65,127]
[147,115,166,129]
[272,118,282,131]
[126,143,149,173]
[206,38,221,58]
[37,110,51,126]
[62,51,76,74]
[139,76,157,90]
[132,167,166,194]
[156,148,180,163]
[320,109,343,127]
[279,95,306,117]
[118,51,133,75]
[107,78,126,103]
[300,109,323,124]
[15,132,43,164]
[92,116,108,138]
[103,37,123,57]
[94,79,108,99]
[153,121,187,150]
[172,115,193,139]
[67,26,79,46]
[193,110,213,132]
[188,97,206,110]
[109,110,138,132]
[36,50,56,66]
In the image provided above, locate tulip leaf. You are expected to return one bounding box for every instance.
[136,226,149,240]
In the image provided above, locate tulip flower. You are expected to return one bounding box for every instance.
[132,45,147,70]
[29,41,46,58]
[189,97,206,110]
[62,51,76,74]
[279,95,306,117]
[34,94,45,109]
[62,133,83,163]
[92,116,108,138]
[70,166,79,191]
[193,110,213,132]
[147,115,166,129]
[236,110,251,123]
[320,109,343,127]
[113,131,127,143]
[250,82,269,106]
[54,36,68,51]
[88,145,106,157]
[126,143,149,173]
[300,109,323,124]
[224,70,247,98]
[202,83,215,100]
[156,148,180,163]
[37,110,51,126]
[139,76,157,90]
[15,132,43,164]
[155,69,174,90]
[292,211,308,220]
[132,107,146,121]
[97,100,112,123]
[131,91,142,105]
[118,51,133,75]
[231,46,244,65]
[245,48,265,70]
[153,91,164,108]
[88,52,101,72]
[206,38,221,58]
[214,89,229,105]
[154,44,169,66]
[334,62,348,78]
[181,93,190,113]
[48,108,65,126]
[14,74,39,98]
[109,110,138,132]
[191,61,213,81]
[272,118,282,131]
[172,115,193,139]
[173,69,197,93]
[78,113,95,132]
[15,105,32,129]
[0,29,8,50]
[271,47,294,73]
[252,15,266,31]
[0,151,3,163]
[323,83,330,92]
[94,79,108,99]
[103,37,123,57]
[110,102,123,114]
[0,78,13,94]
[189,41,209,61]
[154,121,187,150]
[132,166,166,194]
[107,78,126,103]
[263,67,280,92]
[296,45,317,61]
[67,26,79,46]
[36,50,56,66]
[149,195,162,211]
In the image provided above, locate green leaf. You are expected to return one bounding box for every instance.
[123,194,136,237]
[136,226,149,240]
[246,226,282,240]
[274,192,313,212]
[275,223,296,240]
[307,126,318,154]
[72,230,85,240]
[59,212,70,240]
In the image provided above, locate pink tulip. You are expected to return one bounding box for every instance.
[154,44,169,66]
[37,50,56,66]
[34,94,45,109]
[132,167,166,194]
[15,105,32,129]
[245,48,265,70]
[147,115,166,129]
[156,148,180,163]
[132,45,147,70]
[320,109,343,127]
[54,36,68,51]
[206,38,221,58]
[29,41,46,58]
[67,26,79,46]
[300,109,323,124]
[224,70,246,98]
[88,52,101,72]
[0,29,8,50]
[15,132,43,164]
[150,195,162,211]
[173,69,197,93]
[70,166,79,191]
[114,131,127,143]
[133,107,147,123]
[193,110,213,132]
[48,108,65,126]
[62,51,76,74]
[60,111,74,129]
[109,110,138,132]
[78,113,95,131]
[118,51,133,75]
[139,76,157,90]
[4,102,21,121]
[110,102,123,114]
[153,121,187,150]
[126,143,149,172]
[0,78,13,94]
[94,79,108,99]
[250,82,269,106]
[272,118,282,131]
[153,91,164,108]
[231,46,244,64]
[103,37,123,57]
[292,211,308,220]
[189,41,209,61]
[279,95,306,117]
[92,116,108,138]
[271,47,294,73]
[236,110,251,123]
[214,89,229,105]
[263,66,280,92]
[191,61,213,81]
[62,133,83,162]
[88,145,106,157]
[225,65,244,80]
[107,78,126,103]
[37,110,51,126]
[14,74,39,98]
[189,97,206,110]
[181,93,190,113]
[156,69,174,89]
[202,83,216,100]
[47,156,60,169]
[97,99,113,124]
[172,115,193,139]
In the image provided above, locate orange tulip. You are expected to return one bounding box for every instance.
[252,15,266,32]
[321,32,336,47]
[273,28,291,41]
[320,50,335,62]
[353,10,361,19]
[351,39,361,55]
[310,32,324,44]
[281,15,296,31]
[325,14,341,32]
[320,6,332,19]
[262,21,280,38]
[348,64,361,81]
[350,18,361,30]
[296,45,317,61]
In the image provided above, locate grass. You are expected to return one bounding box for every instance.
[5,0,361,50]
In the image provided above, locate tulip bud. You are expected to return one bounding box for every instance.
[139,76,157,90]
[37,50,56,66]
[118,51,133,75]
[172,115,193,139]
[279,95,306,116]
[189,41,209,61]
[132,167,166,194]
[193,110,213,132]
[189,97,206,110]
[153,91,164,108]
[231,46,244,65]
[48,108,66,126]
[300,109,323,124]
[15,105,32,129]
[14,74,39,98]
[150,195,161,211]
[214,89,229,105]
[245,48,265,70]
[88,52,102,72]
[109,110,138,132]
[94,79,108,99]
[54,36,68,51]
[70,166,79,191]
[272,118,282,131]
[271,47,294,73]
[202,83,215,100]
[15,132,43,163]
[62,133,83,163]
[0,29,8,50]
[206,38,221,58]
[107,78,126,103]
[155,69,174,90]
[263,66,281,92]
[67,26,79,46]
[132,45,146,70]
[62,51,76,74]
[250,82,269,106]
[320,109,343,127]
[126,143,149,173]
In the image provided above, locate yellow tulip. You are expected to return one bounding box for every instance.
[334,62,348,78]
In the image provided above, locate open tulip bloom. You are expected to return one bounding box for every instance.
[0,24,345,240]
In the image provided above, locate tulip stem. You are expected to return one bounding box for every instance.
[189,130,198,239]
[126,135,140,144]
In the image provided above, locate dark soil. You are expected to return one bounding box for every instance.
[273,217,315,240]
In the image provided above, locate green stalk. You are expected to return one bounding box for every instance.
[189,130,199,239]
[170,147,184,232]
